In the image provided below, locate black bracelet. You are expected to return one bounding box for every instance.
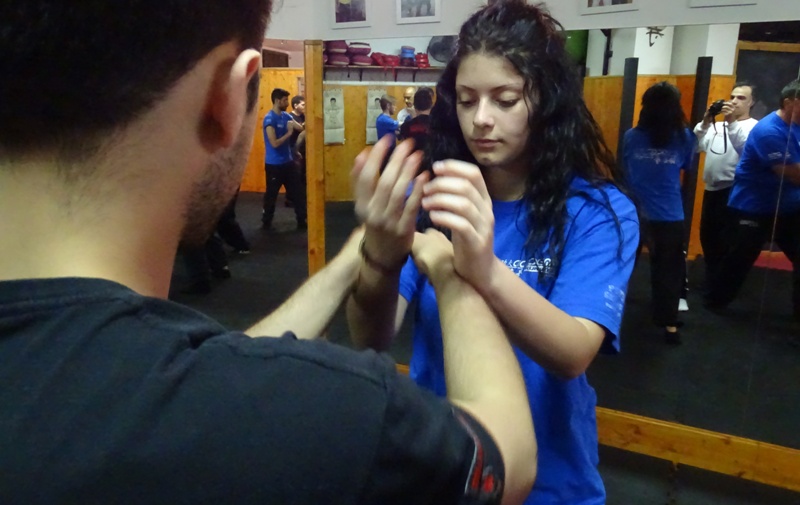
[359,236,406,275]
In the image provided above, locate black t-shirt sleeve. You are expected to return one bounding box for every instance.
[359,371,505,505]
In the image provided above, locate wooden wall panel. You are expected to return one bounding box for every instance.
[583,76,624,156]
[323,85,367,202]
[305,41,326,275]
[322,84,418,202]
[241,68,305,192]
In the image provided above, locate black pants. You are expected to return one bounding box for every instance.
[217,190,250,251]
[263,162,306,226]
[637,220,685,327]
[700,187,733,286]
[706,210,800,320]
[181,235,228,284]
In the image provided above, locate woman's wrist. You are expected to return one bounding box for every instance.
[359,236,406,276]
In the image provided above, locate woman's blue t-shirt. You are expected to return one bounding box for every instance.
[398,177,639,505]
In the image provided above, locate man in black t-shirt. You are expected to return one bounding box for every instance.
[0,3,536,504]
[400,86,434,153]
[287,95,306,208]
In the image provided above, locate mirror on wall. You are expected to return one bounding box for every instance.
[317,22,800,455]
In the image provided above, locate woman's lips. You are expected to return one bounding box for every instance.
[473,139,499,150]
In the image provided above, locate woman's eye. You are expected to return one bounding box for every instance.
[457,99,476,107]
[498,99,519,108]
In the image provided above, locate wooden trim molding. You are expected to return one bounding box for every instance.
[596,407,800,492]
[304,40,325,276]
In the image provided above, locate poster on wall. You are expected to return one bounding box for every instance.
[366,88,387,145]
[579,0,638,15]
[332,0,370,29]
[396,0,441,24]
[324,88,345,145]
[688,0,756,7]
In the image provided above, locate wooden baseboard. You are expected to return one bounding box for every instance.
[596,407,800,492]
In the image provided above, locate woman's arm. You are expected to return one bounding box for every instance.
[422,160,636,379]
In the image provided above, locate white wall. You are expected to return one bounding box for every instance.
[670,24,740,75]
[261,0,800,41]
[585,30,609,77]
[609,29,637,76]
[707,23,740,74]
[633,26,674,74]
[670,25,711,75]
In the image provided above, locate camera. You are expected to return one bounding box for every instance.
[708,99,726,117]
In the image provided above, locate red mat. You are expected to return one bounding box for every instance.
[754,251,793,271]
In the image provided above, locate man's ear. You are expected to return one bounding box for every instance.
[207,48,262,149]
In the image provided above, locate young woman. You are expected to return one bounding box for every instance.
[347,1,639,503]
[623,82,696,345]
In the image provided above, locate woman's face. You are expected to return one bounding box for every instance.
[455,52,531,173]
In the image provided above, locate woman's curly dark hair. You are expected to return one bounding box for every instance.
[421,0,625,282]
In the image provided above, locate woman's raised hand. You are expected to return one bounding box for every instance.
[421,160,496,290]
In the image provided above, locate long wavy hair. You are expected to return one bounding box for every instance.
[421,0,624,282]
[637,81,689,148]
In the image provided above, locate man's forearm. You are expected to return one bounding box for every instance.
[433,268,537,505]
[246,242,360,340]
[345,261,403,351]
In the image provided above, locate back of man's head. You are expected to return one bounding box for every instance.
[0,1,271,164]
[413,88,434,113]
[380,94,396,112]
[780,79,800,108]
[272,88,290,104]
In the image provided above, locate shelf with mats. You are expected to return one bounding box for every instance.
[322,64,443,82]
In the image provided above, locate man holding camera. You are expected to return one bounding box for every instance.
[694,82,757,285]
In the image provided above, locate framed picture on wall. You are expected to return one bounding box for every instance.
[332,0,370,29]
[579,0,638,15]
[688,0,756,7]
[396,0,441,24]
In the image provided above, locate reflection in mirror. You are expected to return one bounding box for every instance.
[316,23,800,457]
[585,21,800,453]
[169,37,310,332]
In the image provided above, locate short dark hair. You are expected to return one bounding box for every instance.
[272,88,291,103]
[732,81,757,101]
[291,95,305,108]
[0,1,272,162]
[780,79,800,106]
[413,88,434,111]
[380,94,396,112]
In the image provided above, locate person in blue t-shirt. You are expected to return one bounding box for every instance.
[346,2,639,503]
[623,81,696,344]
[262,88,306,230]
[376,94,399,146]
[705,79,800,323]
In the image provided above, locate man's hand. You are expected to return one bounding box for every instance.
[721,101,736,123]
[351,136,429,271]
[410,229,456,285]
